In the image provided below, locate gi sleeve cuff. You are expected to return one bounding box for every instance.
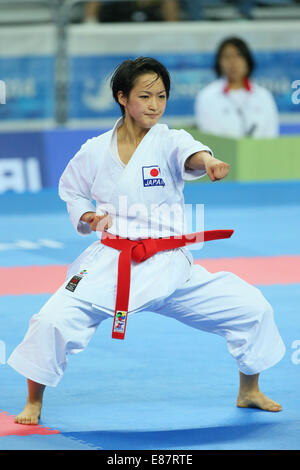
[181,145,213,182]
[67,199,96,235]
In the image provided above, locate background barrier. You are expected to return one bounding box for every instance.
[185,129,300,182]
[0,18,300,129]
[1,126,299,194]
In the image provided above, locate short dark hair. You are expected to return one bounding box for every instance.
[214,37,255,78]
[110,57,171,115]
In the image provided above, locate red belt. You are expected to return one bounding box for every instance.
[101,229,234,339]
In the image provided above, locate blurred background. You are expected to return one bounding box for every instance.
[0,0,300,193]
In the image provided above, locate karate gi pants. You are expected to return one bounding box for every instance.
[8,264,285,387]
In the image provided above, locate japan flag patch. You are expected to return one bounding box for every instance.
[142,165,165,187]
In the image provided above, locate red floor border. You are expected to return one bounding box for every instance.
[0,254,300,296]
[0,410,60,437]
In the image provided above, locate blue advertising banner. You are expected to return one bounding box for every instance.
[0,50,299,125]
[253,50,300,113]
[0,131,45,193]
[68,50,300,120]
[0,128,106,193]
[0,24,300,127]
[0,56,55,122]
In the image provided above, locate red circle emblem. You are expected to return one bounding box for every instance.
[150,168,159,177]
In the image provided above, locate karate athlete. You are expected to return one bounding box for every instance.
[8,57,285,425]
[195,37,279,138]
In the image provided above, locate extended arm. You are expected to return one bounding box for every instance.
[185,151,230,182]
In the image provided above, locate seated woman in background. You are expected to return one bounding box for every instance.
[195,37,279,138]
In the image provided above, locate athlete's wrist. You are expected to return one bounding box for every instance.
[80,211,96,222]
[186,151,213,171]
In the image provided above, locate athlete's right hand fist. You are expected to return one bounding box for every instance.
[80,211,112,232]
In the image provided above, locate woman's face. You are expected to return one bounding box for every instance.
[218,44,249,83]
[118,73,167,129]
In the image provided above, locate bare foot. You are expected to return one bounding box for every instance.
[237,390,282,412]
[14,400,42,425]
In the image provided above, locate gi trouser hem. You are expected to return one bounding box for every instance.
[236,342,286,376]
[7,352,62,387]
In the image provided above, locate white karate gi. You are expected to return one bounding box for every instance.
[195,78,279,138]
[8,118,285,387]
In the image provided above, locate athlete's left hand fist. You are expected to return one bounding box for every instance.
[205,157,230,182]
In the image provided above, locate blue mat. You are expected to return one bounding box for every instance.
[1,183,300,450]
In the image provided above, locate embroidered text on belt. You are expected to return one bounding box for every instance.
[101,230,234,339]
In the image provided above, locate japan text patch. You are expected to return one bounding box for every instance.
[142,165,165,187]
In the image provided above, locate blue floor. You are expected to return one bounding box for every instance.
[1,182,300,450]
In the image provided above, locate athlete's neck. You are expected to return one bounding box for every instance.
[228,81,244,90]
[227,77,247,90]
[118,116,149,147]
